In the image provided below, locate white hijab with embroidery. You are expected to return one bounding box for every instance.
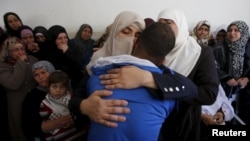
[86,11,145,75]
[158,8,201,76]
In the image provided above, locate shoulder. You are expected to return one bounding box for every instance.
[199,45,214,59]
[28,55,39,62]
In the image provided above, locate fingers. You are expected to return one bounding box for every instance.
[98,119,118,128]
[105,99,129,107]
[97,112,127,128]
[98,114,127,128]
[107,68,120,74]
[93,90,113,97]
[100,74,118,80]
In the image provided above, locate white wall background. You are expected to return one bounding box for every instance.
[1,0,250,39]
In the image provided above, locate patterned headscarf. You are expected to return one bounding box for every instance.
[86,11,145,74]
[226,21,249,78]
[32,60,56,75]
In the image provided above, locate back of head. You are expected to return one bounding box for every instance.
[133,22,175,65]
[144,18,155,27]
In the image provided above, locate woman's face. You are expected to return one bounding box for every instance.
[197,25,209,39]
[11,43,26,60]
[7,15,22,31]
[216,30,226,43]
[56,33,68,45]
[227,25,241,42]
[36,35,46,43]
[33,68,50,87]
[81,27,92,40]
[118,25,141,44]
[158,19,178,37]
[118,25,140,38]
[22,33,35,45]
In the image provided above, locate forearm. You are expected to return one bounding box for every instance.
[151,70,198,100]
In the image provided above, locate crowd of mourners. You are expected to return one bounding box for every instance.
[0,8,250,141]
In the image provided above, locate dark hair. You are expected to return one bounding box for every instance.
[48,71,70,90]
[144,18,155,27]
[135,22,175,65]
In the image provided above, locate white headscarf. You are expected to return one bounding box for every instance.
[86,11,145,74]
[213,24,227,42]
[158,8,201,76]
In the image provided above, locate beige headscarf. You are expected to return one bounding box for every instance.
[86,11,145,74]
[0,37,23,62]
[192,20,211,45]
[158,8,201,76]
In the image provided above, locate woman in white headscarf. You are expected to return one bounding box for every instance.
[69,11,146,128]
[156,8,219,141]
[86,11,145,74]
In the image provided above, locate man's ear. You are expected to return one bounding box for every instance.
[157,58,165,66]
[131,41,139,55]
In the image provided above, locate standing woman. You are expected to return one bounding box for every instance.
[3,12,23,38]
[71,24,96,70]
[45,25,83,90]
[0,37,38,141]
[213,21,250,124]
[156,8,219,141]
[33,26,47,44]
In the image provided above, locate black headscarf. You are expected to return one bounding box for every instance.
[3,12,23,37]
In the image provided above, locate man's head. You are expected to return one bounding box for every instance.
[132,22,175,66]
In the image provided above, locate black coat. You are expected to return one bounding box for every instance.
[158,46,219,141]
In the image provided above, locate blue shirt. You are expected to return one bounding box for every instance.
[87,55,176,141]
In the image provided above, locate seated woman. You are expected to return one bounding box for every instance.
[191,20,211,46]
[213,20,250,125]
[70,24,96,70]
[22,60,56,141]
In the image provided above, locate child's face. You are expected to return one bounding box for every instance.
[49,82,67,98]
